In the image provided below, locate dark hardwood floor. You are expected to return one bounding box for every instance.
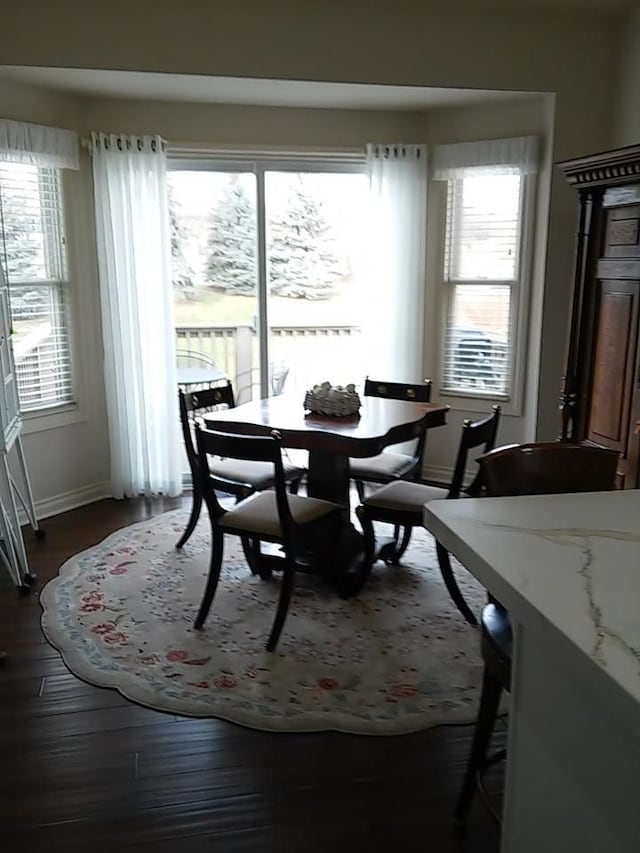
[0,497,502,852]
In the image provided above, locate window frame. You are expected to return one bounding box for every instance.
[433,169,536,416]
[168,150,367,400]
[0,165,83,432]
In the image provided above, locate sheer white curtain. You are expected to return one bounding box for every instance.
[92,133,181,498]
[362,144,427,382]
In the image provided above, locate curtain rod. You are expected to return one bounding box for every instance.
[167,143,365,161]
[80,134,168,153]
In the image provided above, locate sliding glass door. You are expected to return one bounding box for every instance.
[168,168,260,402]
[168,159,367,402]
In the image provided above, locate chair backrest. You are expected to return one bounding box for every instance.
[363,378,434,475]
[194,425,294,533]
[176,348,216,368]
[178,382,236,476]
[478,442,619,497]
[448,405,502,499]
[363,377,433,403]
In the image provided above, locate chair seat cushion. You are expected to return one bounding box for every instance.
[362,480,449,514]
[208,456,304,491]
[349,452,415,482]
[221,490,340,538]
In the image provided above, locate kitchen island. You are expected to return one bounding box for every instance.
[424,489,640,853]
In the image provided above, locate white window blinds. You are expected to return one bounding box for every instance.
[0,162,73,410]
[435,137,537,399]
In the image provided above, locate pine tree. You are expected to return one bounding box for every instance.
[268,177,340,299]
[168,185,195,294]
[205,177,257,294]
[0,176,41,282]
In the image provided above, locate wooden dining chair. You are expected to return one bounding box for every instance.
[455,441,619,823]
[176,384,306,550]
[193,425,343,651]
[349,378,433,501]
[355,406,501,624]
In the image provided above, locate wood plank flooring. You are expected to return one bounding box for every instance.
[0,497,502,852]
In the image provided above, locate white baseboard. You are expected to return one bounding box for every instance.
[422,464,453,485]
[28,482,112,523]
[422,464,478,488]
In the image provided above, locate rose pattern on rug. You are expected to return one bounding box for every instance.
[41,509,487,734]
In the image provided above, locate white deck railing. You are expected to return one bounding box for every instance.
[176,323,361,401]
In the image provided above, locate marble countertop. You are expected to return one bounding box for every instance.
[424,489,640,720]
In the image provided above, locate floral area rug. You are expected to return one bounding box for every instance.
[40,508,487,735]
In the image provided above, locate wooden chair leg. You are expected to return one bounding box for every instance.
[289,477,301,495]
[394,525,413,562]
[356,505,376,570]
[176,488,202,550]
[266,559,296,652]
[194,529,225,630]
[436,540,478,626]
[241,536,259,574]
[455,666,503,822]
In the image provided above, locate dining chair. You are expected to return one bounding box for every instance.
[176,384,306,550]
[355,406,501,624]
[455,441,619,823]
[349,378,434,502]
[193,425,344,651]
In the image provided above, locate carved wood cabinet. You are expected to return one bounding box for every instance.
[559,144,640,489]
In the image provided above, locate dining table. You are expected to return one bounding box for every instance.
[424,488,640,853]
[204,394,449,594]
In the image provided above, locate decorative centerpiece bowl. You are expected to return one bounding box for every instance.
[303,382,361,417]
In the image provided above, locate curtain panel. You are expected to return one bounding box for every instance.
[92,132,181,498]
[362,144,428,384]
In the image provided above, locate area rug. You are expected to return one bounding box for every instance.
[40,509,487,735]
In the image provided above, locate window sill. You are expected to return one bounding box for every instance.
[438,390,521,417]
[21,402,86,435]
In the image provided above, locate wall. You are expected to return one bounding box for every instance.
[0,78,111,516]
[420,95,554,477]
[0,0,625,507]
[613,4,640,146]
[79,98,425,150]
[1,79,429,511]
[82,95,551,484]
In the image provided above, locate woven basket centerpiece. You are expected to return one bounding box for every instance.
[303,382,361,417]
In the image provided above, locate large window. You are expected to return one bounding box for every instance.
[168,157,367,401]
[440,167,524,398]
[434,137,537,403]
[0,162,73,411]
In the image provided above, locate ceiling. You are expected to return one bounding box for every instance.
[427,0,633,10]
[0,67,540,111]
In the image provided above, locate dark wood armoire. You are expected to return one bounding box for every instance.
[559,144,640,489]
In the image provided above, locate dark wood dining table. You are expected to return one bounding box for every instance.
[204,394,449,594]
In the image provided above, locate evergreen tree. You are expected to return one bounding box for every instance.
[0,175,41,281]
[268,177,341,299]
[167,185,195,294]
[205,177,257,294]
